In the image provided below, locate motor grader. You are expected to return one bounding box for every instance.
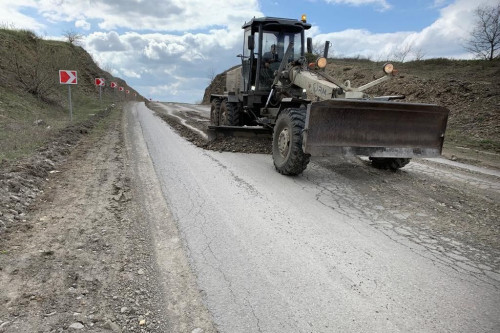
[209,16,449,175]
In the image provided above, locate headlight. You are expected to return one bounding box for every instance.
[316,57,327,69]
[383,63,394,75]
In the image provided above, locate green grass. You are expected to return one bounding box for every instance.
[444,128,500,153]
[0,86,116,162]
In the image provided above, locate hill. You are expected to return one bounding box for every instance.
[203,58,500,153]
[0,28,141,162]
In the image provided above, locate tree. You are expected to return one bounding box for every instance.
[63,30,83,46]
[413,47,426,61]
[8,32,73,102]
[465,3,500,60]
[391,42,413,63]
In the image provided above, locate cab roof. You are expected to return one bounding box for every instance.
[242,17,312,32]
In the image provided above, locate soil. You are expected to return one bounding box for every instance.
[202,59,500,153]
[0,105,215,333]
[0,96,498,332]
[147,102,273,155]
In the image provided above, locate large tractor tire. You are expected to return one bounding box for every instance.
[369,157,411,171]
[272,108,311,175]
[210,98,221,126]
[219,100,240,126]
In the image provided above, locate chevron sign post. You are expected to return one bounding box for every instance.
[59,70,77,121]
[95,78,105,102]
[110,82,117,101]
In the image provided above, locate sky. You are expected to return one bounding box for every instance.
[1,0,498,103]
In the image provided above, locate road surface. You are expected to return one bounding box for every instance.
[126,102,500,333]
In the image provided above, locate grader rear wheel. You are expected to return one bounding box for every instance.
[210,98,221,126]
[219,100,240,126]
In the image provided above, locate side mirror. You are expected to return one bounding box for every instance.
[248,35,254,50]
[307,37,312,54]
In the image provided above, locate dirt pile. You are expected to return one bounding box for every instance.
[149,103,273,154]
[202,65,241,104]
[202,58,500,152]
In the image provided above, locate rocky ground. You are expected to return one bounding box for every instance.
[147,102,273,155]
[0,97,498,332]
[0,105,177,332]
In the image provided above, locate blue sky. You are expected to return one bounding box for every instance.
[0,0,497,103]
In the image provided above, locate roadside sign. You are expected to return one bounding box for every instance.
[59,70,77,84]
[95,78,105,86]
[59,70,77,121]
[110,82,117,88]
[126,90,130,94]
[119,87,124,91]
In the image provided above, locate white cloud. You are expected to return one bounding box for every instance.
[321,0,391,11]
[311,0,498,60]
[0,0,45,31]
[75,19,90,31]
[82,27,244,102]
[120,68,141,79]
[22,0,261,32]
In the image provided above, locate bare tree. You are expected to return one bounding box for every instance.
[391,42,413,63]
[63,30,83,45]
[9,36,73,102]
[413,47,426,61]
[207,67,216,84]
[465,3,500,60]
[311,40,333,58]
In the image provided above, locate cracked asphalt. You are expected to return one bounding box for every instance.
[128,102,499,333]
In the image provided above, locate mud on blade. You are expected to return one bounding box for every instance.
[303,99,449,158]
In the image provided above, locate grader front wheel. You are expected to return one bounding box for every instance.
[272,108,310,175]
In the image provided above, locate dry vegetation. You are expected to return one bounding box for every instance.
[0,28,141,162]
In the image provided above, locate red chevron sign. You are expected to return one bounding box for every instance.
[59,70,77,84]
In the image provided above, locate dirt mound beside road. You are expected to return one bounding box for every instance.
[202,58,500,153]
[148,102,273,155]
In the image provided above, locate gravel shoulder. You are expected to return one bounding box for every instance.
[0,103,216,332]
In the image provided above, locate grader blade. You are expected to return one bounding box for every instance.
[303,99,449,158]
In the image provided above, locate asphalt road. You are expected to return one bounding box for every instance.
[127,102,500,333]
